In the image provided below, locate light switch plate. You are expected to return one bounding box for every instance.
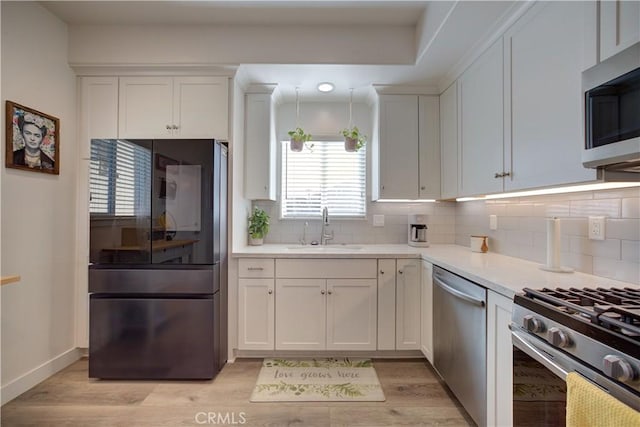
[373,215,385,227]
[489,215,498,230]
[588,216,605,240]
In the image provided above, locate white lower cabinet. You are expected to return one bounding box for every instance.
[486,290,514,427]
[238,279,274,350]
[275,278,377,351]
[238,258,275,350]
[420,260,433,363]
[377,259,396,350]
[396,259,421,350]
[274,259,378,351]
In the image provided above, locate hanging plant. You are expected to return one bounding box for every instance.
[341,126,366,152]
[287,87,314,152]
[341,88,366,152]
[287,127,313,152]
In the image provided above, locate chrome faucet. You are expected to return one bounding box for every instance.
[321,207,334,245]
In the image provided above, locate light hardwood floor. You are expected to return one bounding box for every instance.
[1,358,474,426]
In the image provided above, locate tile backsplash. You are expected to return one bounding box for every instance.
[455,187,640,285]
[251,187,639,285]
[252,200,457,245]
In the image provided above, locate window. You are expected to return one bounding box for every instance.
[89,139,151,216]
[281,140,366,218]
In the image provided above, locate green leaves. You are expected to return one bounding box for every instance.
[248,207,270,238]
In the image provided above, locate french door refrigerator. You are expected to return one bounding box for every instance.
[88,139,227,379]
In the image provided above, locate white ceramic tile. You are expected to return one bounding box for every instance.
[593,187,640,200]
[499,217,520,230]
[569,236,621,259]
[606,219,640,240]
[592,257,640,285]
[505,202,536,217]
[520,217,547,233]
[569,199,621,218]
[519,245,546,265]
[506,229,534,247]
[435,204,457,216]
[622,198,640,219]
[560,252,593,274]
[560,218,588,237]
[621,240,640,263]
[540,202,571,218]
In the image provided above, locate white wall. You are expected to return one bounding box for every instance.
[1,2,80,404]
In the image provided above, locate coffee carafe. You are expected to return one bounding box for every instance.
[408,214,429,247]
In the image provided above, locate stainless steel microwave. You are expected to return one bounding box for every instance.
[583,43,640,173]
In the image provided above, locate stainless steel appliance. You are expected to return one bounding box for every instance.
[511,287,640,425]
[88,139,227,379]
[408,214,429,247]
[433,266,487,426]
[582,43,640,173]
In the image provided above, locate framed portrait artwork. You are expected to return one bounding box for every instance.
[5,101,60,175]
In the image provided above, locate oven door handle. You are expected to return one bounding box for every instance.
[511,326,569,379]
[511,324,640,411]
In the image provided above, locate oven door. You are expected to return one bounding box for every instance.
[511,326,640,426]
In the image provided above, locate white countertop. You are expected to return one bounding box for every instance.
[233,244,637,299]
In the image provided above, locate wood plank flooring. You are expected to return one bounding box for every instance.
[1,358,475,426]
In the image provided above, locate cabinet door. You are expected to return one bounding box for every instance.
[600,0,640,62]
[418,96,441,200]
[459,39,504,197]
[275,279,325,350]
[377,259,396,350]
[396,259,421,350]
[238,279,274,350]
[440,82,459,200]
[244,93,276,200]
[326,279,377,351]
[420,261,433,363]
[504,1,596,192]
[378,95,419,199]
[119,77,173,138]
[486,291,514,427]
[173,77,229,140]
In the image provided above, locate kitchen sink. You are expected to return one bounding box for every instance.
[286,244,363,251]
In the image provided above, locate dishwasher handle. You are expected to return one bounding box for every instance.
[433,275,485,307]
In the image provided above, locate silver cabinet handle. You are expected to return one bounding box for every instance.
[503,172,511,177]
[398,270,403,274]
[494,172,503,178]
[247,267,264,271]
[166,125,172,130]
[172,124,179,130]
[321,290,326,295]
[268,289,273,295]
[420,186,426,190]
[328,290,332,295]
[433,276,485,307]
[379,270,384,275]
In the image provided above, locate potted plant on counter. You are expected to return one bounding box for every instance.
[248,207,270,246]
[287,127,313,152]
[341,126,366,152]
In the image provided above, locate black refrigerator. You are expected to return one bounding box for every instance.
[88,139,227,379]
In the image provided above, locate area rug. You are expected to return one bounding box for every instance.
[250,358,385,402]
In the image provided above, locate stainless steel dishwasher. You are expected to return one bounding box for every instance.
[433,266,487,427]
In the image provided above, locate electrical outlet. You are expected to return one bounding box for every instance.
[588,216,606,240]
[489,215,498,230]
[373,215,385,227]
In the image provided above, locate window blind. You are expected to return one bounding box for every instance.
[281,140,366,218]
[89,139,151,216]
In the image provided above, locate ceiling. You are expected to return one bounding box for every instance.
[40,1,518,100]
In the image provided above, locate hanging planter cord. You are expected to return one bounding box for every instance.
[296,87,300,128]
[348,88,353,129]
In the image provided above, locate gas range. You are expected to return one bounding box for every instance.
[512,286,640,404]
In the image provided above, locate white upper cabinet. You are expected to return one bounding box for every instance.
[459,39,504,197]
[119,76,228,139]
[377,95,420,199]
[244,91,276,200]
[375,94,441,200]
[173,77,229,139]
[504,1,597,191]
[440,82,459,200]
[418,96,441,200]
[600,0,640,62]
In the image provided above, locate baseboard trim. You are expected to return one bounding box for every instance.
[235,349,424,359]
[1,347,82,405]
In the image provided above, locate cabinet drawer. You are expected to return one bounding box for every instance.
[238,258,274,278]
[276,259,377,279]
